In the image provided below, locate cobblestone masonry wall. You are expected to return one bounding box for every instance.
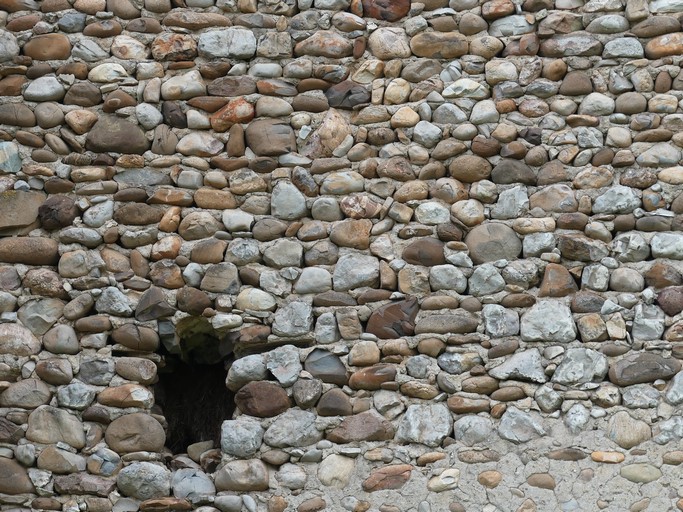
[2,0,683,510]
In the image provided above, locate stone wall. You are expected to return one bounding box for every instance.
[2,0,683,509]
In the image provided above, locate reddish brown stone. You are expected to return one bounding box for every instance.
[210,98,255,132]
[447,396,490,414]
[402,238,445,266]
[362,464,412,492]
[235,381,290,418]
[23,34,71,60]
[140,498,192,511]
[657,287,683,317]
[0,75,26,96]
[151,33,197,61]
[366,297,419,339]
[360,0,410,21]
[83,20,123,37]
[349,364,396,390]
[539,263,577,298]
[646,262,683,289]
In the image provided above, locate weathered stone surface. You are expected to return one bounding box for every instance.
[362,465,412,492]
[609,354,681,386]
[0,323,41,355]
[117,462,170,500]
[465,223,522,264]
[521,301,577,343]
[0,458,34,494]
[366,297,419,339]
[235,381,290,417]
[86,116,150,154]
[327,410,394,443]
[263,409,323,448]
[105,413,166,453]
[0,0,679,506]
[395,404,452,447]
[0,237,59,265]
[26,406,86,448]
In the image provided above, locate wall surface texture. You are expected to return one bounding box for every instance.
[2,0,683,510]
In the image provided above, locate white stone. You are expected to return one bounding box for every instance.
[521,300,577,343]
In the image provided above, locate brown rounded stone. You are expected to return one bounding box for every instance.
[478,470,502,488]
[402,238,445,266]
[105,413,166,453]
[527,473,556,489]
[316,388,353,417]
[559,71,592,96]
[349,364,396,390]
[0,458,35,494]
[449,155,492,183]
[447,396,490,414]
[235,381,290,418]
[0,75,26,96]
[111,324,160,351]
[410,32,468,59]
[657,287,683,317]
[23,34,71,60]
[0,236,58,265]
[83,20,123,37]
[645,33,683,59]
[176,287,212,315]
[330,219,372,250]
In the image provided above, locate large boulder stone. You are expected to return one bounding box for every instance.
[465,223,522,264]
[0,237,59,265]
[0,323,41,355]
[245,119,296,156]
[105,413,166,453]
[85,116,149,154]
[521,301,577,343]
[395,404,452,447]
[366,297,419,339]
[26,405,86,448]
[0,458,34,494]
[0,190,45,233]
[116,462,170,500]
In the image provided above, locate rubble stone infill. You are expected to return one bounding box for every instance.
[2,0,683,510]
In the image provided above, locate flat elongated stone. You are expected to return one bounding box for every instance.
[362,464,412,492]
[609,353,681,386]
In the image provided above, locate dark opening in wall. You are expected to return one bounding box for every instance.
[154,350,235,455]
